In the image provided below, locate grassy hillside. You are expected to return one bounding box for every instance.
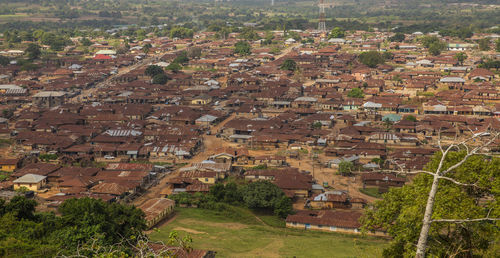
[149,207,387,257]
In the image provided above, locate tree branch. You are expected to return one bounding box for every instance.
[441,132,500,176]
[431,218,500,223]
[437,175,479,187]
[379,169,436,177]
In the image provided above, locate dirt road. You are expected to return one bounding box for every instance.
[70,53,168,103]
[133,113,238,206]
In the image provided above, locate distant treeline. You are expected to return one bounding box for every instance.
[1,0,499,36]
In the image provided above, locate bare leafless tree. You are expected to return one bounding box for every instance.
[380,128,500,258]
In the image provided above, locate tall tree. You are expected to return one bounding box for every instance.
[328,27,345,39]
[0,56,9,66]
[240,27,259,41]
[166,62,182,72]
[478,38,490,51]
[145,65,164,77]
[234,41,251,56]
[359,51,384,68]
[25,43,41,60]
[173,51,189,64]
[389,33,405,42]
[362,131,500,257]
[347,87,364,98]
[280,59,297,71]
[240,181,292,218]
[338,161,355,176]
[454,52,467,65]
[428,43,443,56]
[152,74,169,84]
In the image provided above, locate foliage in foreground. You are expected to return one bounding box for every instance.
[0,197,147,257]
[361,152,500,257]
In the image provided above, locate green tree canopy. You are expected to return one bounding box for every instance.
[428,43,444,56]
[58,197,146,249]
[280,58,297,71]
[478,59,500,70]
[478,38,490,51]
[25,43,41,60]
[454,52,467,65]
[166,62,182,72]
[145,65,164,77]
[216,27,231,40]
[152,73,169,84]
[328,27,345,39]
[142,43,152,54]
[347,87,364,98]
[389,32,405,42]
[420,36,447,56]
[0,197,147,257]
[80,37,92,46]
[420,36,441,48]
[209,182,242,204]
[4,195,37,220]
[240,181,292,218]
[170,27,194,39]
[240,27,259,41]
[338,161,355,176]
[40,32,68,51]
[173,51,189,64]
[0,56,9,66]
[404,115,417,122]
[234,41,251,56]
[287,31,301,41]
[362,152,500,257]
[358,51,385,68]
[312,121,322,129]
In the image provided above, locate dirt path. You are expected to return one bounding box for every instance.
[173,227,207,234]
[274,43,300,60]
[211,113,236,134]
[251,213,265,225]
[133,115,238,206]
[69,51,176,103]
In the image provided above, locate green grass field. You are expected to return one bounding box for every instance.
[359,187,384,199]
[149,207,387,257]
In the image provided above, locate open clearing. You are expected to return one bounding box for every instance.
[149,207,387,257]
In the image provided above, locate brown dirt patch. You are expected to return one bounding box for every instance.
[242,238,284,257]
[173,227,207,234]
[180,218,247,230]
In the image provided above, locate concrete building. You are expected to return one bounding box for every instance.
[13,173,47,191]
[32,91,66,108]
